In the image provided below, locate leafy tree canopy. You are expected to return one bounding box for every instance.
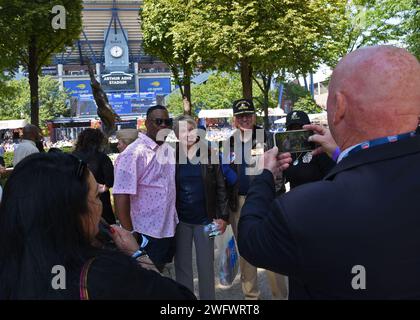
[0,76,71,129]
[166,73,278,116]
[293,95,324,114]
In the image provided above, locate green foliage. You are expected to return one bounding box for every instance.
[283,82,312,104]
[405,1,419,59]
[166,73,277,116]
[0,0,83,70]
[189,0,346,75]
[0,0,83,125]
[0,76,71,128]
[141,0,198,112]
[3,152,13,168]
[141,0,192,69]
[2,145,73,169]
[330,0,417,64]
[59,146,73,154]
[293,96,323,114]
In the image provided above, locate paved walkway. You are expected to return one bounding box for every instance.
[164,242,280,300]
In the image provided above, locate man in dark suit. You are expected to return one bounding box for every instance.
[238,45,420,299]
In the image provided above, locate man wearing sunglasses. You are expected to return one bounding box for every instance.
[113,105,178,273]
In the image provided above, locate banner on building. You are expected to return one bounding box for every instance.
[139,78,171,94]
[64,80,92,96]
[77,93,156,116]
[101,72,135,92]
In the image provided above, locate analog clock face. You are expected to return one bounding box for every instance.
[110,46,123,58]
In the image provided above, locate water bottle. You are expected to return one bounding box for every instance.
[204,221,222,238]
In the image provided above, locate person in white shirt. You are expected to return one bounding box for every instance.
[13,125,41,167]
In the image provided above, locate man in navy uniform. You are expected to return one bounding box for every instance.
[228,99,288,300]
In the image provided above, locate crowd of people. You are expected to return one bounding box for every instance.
[0,45,419,300]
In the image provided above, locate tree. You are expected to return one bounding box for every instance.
[188,0,346,126]
[0,0,82,127]
[166,72,277,116]
[331,0,416,63]
[293,96,323,114]
[0,76,71,129]
[405,0,419,59]
[141,0,199,115]
[284,81,321,103]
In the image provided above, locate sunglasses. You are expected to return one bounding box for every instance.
[152,118,173,127]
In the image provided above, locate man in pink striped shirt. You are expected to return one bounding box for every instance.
[113,105,178,271]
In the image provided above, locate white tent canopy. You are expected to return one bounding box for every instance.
[0,119,28,130]
[256,108,287,117]
[198,109,233,118]
[198,108,286,119]
[274,117,287,124]
[274,112,327,124]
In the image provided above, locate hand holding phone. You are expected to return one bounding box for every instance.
[263,146,292,177]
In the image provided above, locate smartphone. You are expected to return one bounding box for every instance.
[273,129,316,153]
[98,218,113,240]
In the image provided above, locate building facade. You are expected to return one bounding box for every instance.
[47,0,172,141]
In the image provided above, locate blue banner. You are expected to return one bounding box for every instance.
[76,93,156,116]
[139,78,171,94]
[109,93,132,114]
[63,80,92,96]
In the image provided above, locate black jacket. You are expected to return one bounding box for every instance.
[283,152,335,189]
[73,150,115,224]
[239,135,420,299]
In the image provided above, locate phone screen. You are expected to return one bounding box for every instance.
[274,130,315,153]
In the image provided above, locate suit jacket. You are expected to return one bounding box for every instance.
[239,135,420,299]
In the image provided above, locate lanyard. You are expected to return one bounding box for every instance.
[341,131,416,161]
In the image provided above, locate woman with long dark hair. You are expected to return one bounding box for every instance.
[0,152,195,299]
[73,128,115,224]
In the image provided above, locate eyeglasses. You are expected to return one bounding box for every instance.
[152,118,173,127]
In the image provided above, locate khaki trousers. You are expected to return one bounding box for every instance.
[231,195,288,300]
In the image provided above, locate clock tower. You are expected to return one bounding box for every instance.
[104,28,129,72]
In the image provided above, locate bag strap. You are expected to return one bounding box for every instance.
[79,257,96,300]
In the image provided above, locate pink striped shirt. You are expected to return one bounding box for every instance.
[113,133,178,238]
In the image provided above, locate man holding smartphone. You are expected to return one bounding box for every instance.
[238,46,420,299]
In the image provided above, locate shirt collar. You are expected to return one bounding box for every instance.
[337,144,360,163]
[138,133,159,151]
